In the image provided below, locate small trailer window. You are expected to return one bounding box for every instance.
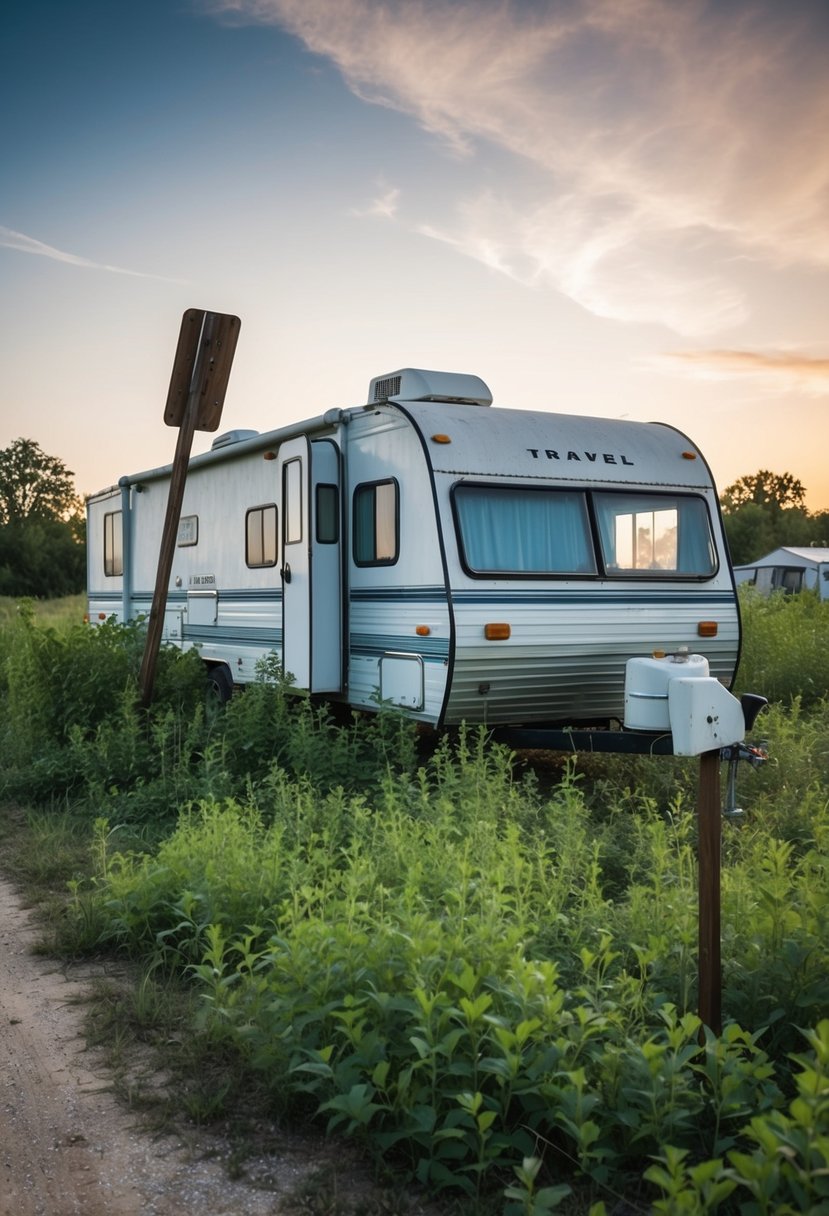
[283,459,303,544]
[316,484,339,544]
[246,504,278,568]
[353,479,398,565]
[453,486,595,575]
[593,492,716,576]
[103,510,123,577]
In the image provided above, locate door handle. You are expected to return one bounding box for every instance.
[282,563,292,584]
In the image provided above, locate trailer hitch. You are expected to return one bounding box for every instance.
[720,693,769,820]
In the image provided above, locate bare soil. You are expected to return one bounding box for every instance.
[0,873,421,1216]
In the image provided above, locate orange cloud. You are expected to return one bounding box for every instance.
[660,349,829,394]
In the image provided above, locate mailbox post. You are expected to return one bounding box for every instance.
[697,748,723,1033]
[138,309,240,708]
[623,653,765,1035]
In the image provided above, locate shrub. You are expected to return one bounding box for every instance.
[736,588,829,709]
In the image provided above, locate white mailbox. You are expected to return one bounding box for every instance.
[625,652,746,756]
[667,677,745,756]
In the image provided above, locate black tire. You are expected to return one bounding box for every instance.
[206,663,234,705]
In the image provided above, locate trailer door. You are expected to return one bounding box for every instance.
[279,437,311,688]
[277,435,343,693]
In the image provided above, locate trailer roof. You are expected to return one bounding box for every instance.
[397,399,715,491]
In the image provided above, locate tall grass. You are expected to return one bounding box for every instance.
[0,592,86,630]
[1,591,828,1211]
[736,586,829,708]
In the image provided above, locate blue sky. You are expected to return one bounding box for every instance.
[2,0,828,509]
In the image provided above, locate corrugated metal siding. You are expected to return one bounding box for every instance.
[444,590,739,725]
[347,587,451,720]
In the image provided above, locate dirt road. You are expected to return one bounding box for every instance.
[0,873,366,1215]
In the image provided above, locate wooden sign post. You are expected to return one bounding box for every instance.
[138,309,240,708]
[697,748,722,1034]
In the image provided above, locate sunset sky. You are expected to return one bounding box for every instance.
[3,0,828,510]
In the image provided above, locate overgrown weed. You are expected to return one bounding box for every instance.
[2,593,829,1211]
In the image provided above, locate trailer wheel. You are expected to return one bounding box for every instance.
[206,663,234,706]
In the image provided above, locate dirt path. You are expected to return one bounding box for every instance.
[0,874,381,1215]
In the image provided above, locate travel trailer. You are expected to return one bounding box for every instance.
[86,368,741,729]
[733,546,829,600]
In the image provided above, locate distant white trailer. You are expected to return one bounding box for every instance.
[733,546,829,601]
[86,368,741,728]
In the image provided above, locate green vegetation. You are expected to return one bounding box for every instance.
[0,592,86,630]
[719,469,829,566]
[735,587,829,708]
[0,438,86,597]
[1,591,828,1213]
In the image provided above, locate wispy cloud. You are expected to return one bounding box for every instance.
[658,348,829,396]
[0,226,182,280]
[203,0,829,336]
[352,183,401,220]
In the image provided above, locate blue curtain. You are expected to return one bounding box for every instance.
[455,487,595,574]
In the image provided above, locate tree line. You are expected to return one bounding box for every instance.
[720,470,829,566]
[0,439,827,599]
[0,439,85,598]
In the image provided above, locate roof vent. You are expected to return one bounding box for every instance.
[372,375,402,402]
[211,428,259,450]
[368,368,492,407]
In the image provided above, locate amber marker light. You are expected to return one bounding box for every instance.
[98,613,107,620]
[698,621,718,637]
[415,625,431,636]
[484,623,511,640]
[263,451,277,461]
[431,434,451,444]
[681,451,697,460]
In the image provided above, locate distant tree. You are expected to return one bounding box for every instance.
[720,470,826,566]
[0,438,80,525]
[0,518,86,598]
[721,470,806,514]
[0,439,85,596]
[809,509,829,547]
[721,501,776,567]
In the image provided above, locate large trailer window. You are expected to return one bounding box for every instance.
[453,486,596,575]
[453,485,717,579]
[593,493,716,576]
[353,479,398,565]
[246,504,278,568]
[103,510,123,577]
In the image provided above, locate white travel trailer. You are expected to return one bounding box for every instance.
[733,547,829,600]
[86,368,741,729]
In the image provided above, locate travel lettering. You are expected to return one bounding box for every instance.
[527,449,634,466]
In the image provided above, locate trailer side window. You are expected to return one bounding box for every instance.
[593,493,716,576]
[777,567,803,594]
[453,486,595,576]
[283,459,302,544]
[316,484,339,544]
[103,511,123,577]
[246,504,278,568]
[353,479,398,566]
